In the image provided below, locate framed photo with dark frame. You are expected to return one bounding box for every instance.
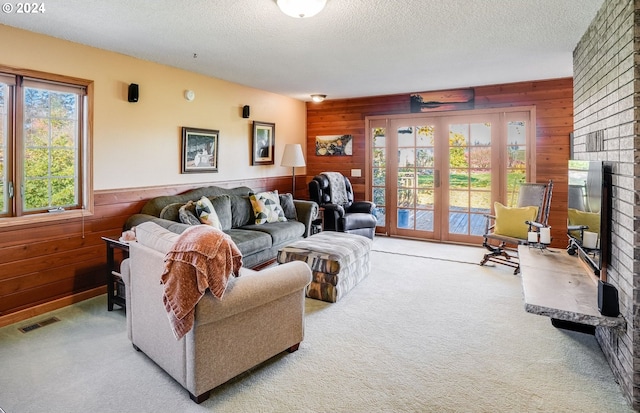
[181,127,219,173]
[252,121,275,165]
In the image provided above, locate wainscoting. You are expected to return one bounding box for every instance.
[0,176,301,326]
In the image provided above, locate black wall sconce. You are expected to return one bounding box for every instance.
[242,105,250,118]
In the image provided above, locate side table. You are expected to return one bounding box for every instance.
[311,207,324,235]
[101,237,130,311]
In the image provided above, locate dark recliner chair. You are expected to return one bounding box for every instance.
[309,173,377,239]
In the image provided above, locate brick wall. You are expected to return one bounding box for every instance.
[573,0,638,408]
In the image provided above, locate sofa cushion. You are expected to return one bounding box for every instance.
[250,191,287,225]
[195,196,222,230]
[226,228,272,256]
[229,195,254,228]
[135,221,180,254]
[159,203,183,221]
[209,195,232,231]
[279,193,298,221]
[240,221,304,246]
[140,186,252,217]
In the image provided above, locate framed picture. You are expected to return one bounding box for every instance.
[315,134,353,156]
[252,121,275,165]
[181,127,219,173]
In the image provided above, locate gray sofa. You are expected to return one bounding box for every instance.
[125,186,318,268]
[121,221,312,403]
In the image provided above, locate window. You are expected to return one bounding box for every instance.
[0,68,91,221]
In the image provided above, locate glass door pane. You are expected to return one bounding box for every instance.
[506,119,528,206]
[447,122,492,238]
[372,126,386,227]
[396,124,436,233]
[0,82,8,215]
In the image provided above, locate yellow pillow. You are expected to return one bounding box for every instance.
[568,208,600,235]
[493,202,539,239]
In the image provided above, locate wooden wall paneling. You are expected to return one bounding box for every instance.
[1,259,104,315]
[0,232,105,274]
[306,78,574,248]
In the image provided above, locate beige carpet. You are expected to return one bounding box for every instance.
[0,239,633,412]
[372,236,487,264]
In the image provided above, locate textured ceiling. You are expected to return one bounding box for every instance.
[0,0,604,101]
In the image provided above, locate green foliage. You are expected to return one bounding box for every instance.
[448,132,467,168]
[21,88,78,211]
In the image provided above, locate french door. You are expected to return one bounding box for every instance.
[368,108,533,244]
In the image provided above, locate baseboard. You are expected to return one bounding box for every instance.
[0,286,106,328]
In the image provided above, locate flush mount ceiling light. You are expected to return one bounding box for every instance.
[277,0,327,18]
[311,94,326,102]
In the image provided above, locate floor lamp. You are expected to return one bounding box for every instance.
[281,144,306,195]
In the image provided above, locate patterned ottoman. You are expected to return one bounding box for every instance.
[277,232,372,303]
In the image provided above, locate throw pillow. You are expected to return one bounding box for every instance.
[178,201,200,226]
[568,208,600,235]
[195,196,222,230]
[279,192,298,221]
[250,190,287,225]
[493,202,538,239]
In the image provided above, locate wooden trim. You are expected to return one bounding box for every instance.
[0,64,93,88]
[0,286,106,328]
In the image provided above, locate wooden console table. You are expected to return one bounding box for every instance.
[518,245,625,329]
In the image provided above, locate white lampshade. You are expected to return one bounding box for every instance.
[277,0,327,18]
[281,144,306,167]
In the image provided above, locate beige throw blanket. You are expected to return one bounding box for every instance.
[321,172,348,205]
[161,225,243,340]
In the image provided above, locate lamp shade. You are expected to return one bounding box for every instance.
[277,0,327,18]
[281,144,306,167]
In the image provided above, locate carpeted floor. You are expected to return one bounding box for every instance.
[0,239,633,412]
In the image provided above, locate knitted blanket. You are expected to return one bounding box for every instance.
[160,225,243,340]
[321,172,348,205]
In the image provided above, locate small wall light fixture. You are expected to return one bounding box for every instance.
[311,94,326,103]
[184,90,195,101]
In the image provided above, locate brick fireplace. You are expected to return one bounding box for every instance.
[573,0,639,408]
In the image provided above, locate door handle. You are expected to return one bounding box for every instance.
[434,170,440,188]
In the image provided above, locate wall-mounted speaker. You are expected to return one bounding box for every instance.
[242,105,250,118]
[128,83,139,103]
[598,280,619,317]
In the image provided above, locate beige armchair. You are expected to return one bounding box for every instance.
[120,222,312,403]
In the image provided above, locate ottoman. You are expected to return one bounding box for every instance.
[277,232,372,302]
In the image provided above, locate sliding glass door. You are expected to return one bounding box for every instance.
[367,109,533,244]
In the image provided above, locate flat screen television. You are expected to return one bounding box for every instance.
[566,160,610,276]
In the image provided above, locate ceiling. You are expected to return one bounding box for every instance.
[1,0,604,101]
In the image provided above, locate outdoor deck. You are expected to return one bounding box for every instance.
[380,209,488,236]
